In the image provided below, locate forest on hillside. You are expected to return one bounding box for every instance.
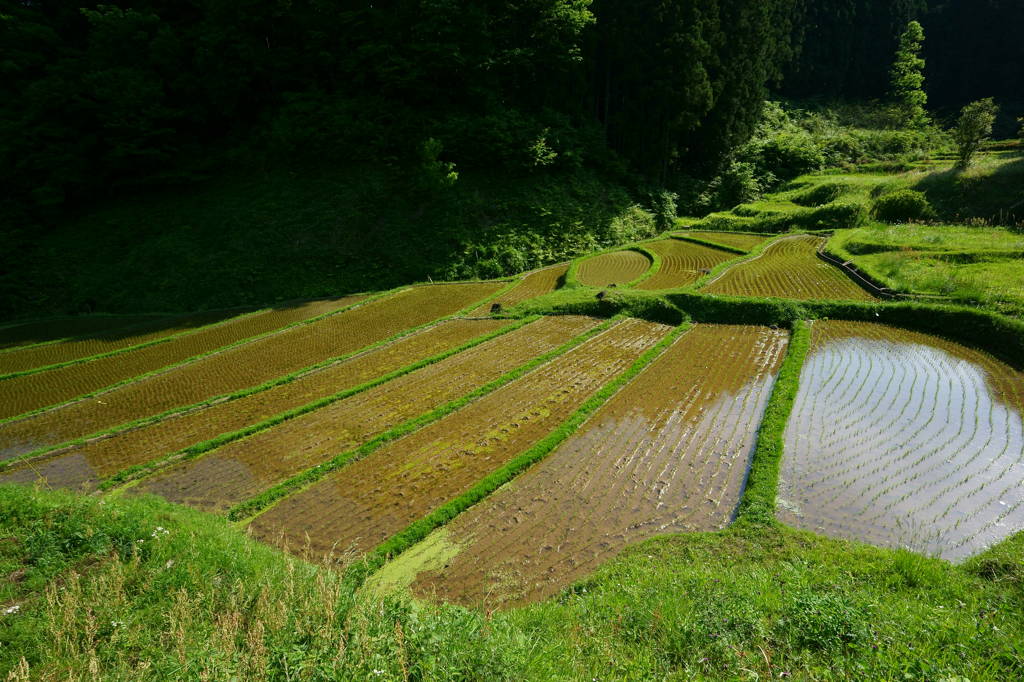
[2,0,1021,223]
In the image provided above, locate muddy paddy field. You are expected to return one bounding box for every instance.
[4,232,1024,619]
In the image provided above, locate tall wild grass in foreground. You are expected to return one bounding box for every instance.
[1,485,1021,679]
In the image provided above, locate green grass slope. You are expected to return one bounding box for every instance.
[1,485,1021,680]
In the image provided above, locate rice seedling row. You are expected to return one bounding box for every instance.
[130,316,602,513]
[0,295,368,421]
[390,324,788,607]
[0,308,253,376]
[468,264,569,316]
[0,318,515,491]
[634,239,736,291]
[683,231,775,252]
[0,314,173,352]
[701,235,876,301]
[576,250,653,288]
[778,320,1024,560]
[246,318,672,559]
[0,284,499,458]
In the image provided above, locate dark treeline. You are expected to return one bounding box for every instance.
[784,0,1024,118]
[1,0,1021,223]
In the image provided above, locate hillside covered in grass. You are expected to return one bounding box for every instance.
[2,483,1022,680]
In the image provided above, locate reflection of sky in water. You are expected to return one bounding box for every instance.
[780,335,1024,561]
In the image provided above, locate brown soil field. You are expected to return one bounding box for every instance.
[399,325,788,606]
[468,264,568,316]
[0,296,366,420]
[132,316,601,512]
[248,318,672,558]
[635,240,736,290]
[0,319,513,491]
[684,232,774,251]
[778,321,1024,561]
[0,315,165,350]
[0,309,245,374]
[576,251,652,288]
[701,235,875,301]
[0,284,498,459]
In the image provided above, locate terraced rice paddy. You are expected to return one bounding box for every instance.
[468,264,568,316]
[0,295,367,419]
[702,235,875,301]
[576,250,652,288]
[132,316,601,512]
[385,325,787,606]
[635,239,736,290]
[0,315,167,350]
[0,284,499,458]
[0,309,244,374]
[684,232,774,251]
[778,321,1024,560]
[248,318,671,557]
[0,318,514,491]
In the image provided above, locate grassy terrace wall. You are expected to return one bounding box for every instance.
[508,287,1024,370]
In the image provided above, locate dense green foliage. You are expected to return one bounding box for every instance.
[872,189,936,222]
[0,0,803,225]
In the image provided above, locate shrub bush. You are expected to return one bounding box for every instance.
[792,182,850,207]
[872,189,936,222]
[803,201,869,229]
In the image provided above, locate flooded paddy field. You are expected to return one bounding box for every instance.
[248,318,671,557]
[0,318,513,490]
[702,235,875,301]
[385,324,787,606]
[635,239,735,290]
[132,316,601,512]
[576,250,652,288]
[469,265,568,316]
[0,295,366,419]
[0,284,498,458]
[683,232,774,251]
[778,321,1024,560]
[0,309,246,375]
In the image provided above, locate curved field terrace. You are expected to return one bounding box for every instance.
[0,318,515,491]
[576,250,652,288]
[130,316,600,513]
[634,239,736,291]
[0,283,498,459]
[385,324,788,606]
[0,294,367,419]
[469,264,569,316]
[683,231,775,251]
[0,309,245,374]
[701,235,876,301]
[0,314,169,350]
[248,318,671,557]
[778,321,1024,560]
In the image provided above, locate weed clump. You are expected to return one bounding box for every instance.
[783,590,869,651]
[872,189,936,223]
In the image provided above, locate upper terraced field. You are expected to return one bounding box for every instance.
[702,234,876,301]
[3,223,1023,616]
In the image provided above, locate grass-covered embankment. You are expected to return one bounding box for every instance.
[2,481,1022,679]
